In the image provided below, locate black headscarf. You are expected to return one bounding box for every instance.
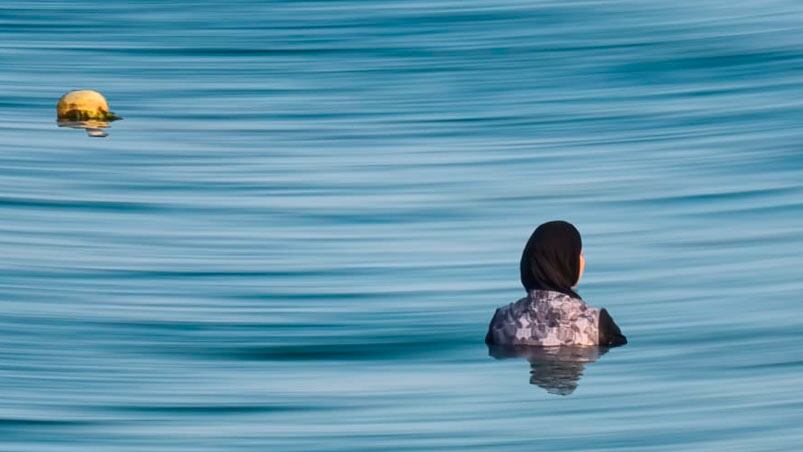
[520,221,583,299]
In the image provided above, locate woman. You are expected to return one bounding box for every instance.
[485,221,627,347]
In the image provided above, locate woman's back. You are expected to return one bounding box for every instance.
[485,289,626,347]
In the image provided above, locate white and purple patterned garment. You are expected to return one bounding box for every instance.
[486,289,602,346]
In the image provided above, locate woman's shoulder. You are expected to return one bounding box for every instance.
[484,296,530,345]
[489,296,530,318]
[597,308,627,346]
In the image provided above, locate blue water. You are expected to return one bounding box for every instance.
[2,1,803,450]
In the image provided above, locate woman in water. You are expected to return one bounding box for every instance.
[485,221,627,347]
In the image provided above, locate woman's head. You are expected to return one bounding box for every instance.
[520,220,584,298]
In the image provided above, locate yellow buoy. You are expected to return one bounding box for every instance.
[56,90,121,122]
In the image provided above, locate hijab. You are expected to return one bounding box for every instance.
[520,220,583,299]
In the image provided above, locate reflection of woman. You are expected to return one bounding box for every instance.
[488,345,608,395]
[485,221,627,347]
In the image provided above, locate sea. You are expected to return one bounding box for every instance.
[1,1,802,450]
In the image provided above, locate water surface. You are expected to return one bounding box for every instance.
[1,1,803,450]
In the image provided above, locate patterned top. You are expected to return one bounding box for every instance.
[485,290,603,346]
